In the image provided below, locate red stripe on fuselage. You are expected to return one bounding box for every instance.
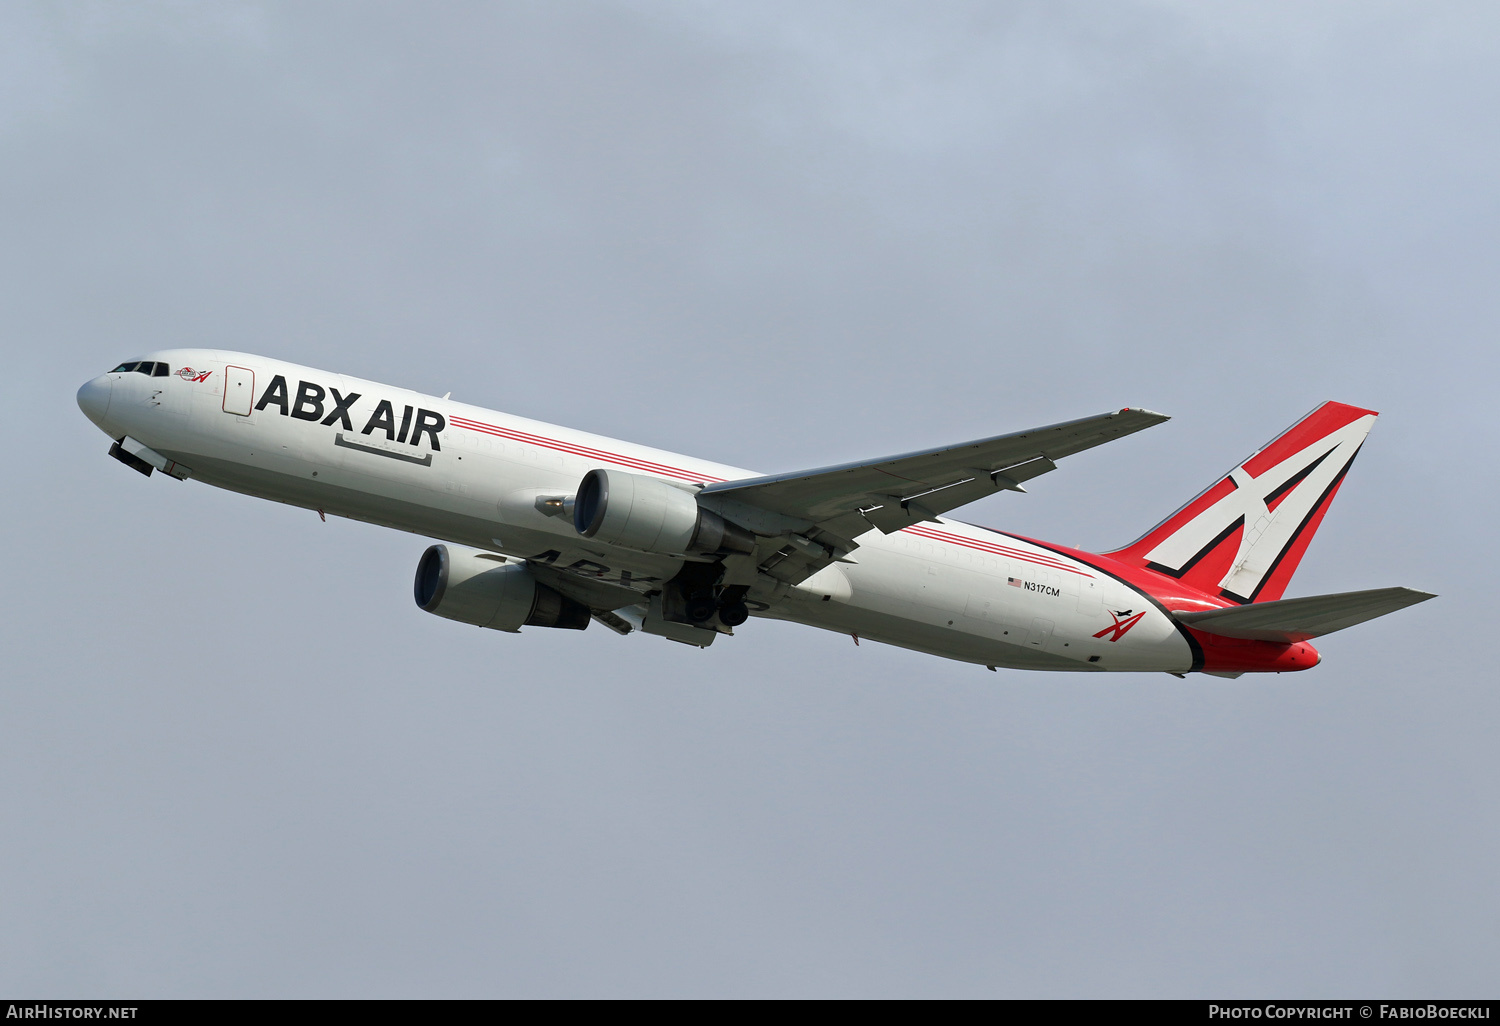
[901,524,1094,577]
[449,416,727,484]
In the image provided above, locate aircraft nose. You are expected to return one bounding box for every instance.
[76,374,112,428]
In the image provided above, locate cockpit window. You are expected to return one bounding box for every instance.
[109,361,168,376]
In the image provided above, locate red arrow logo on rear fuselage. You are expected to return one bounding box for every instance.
[1093,609,1147,642]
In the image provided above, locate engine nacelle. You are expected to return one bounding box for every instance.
[572,468,755,557]
[414,544,590,632]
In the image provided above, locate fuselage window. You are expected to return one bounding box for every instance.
[111,362,138,373]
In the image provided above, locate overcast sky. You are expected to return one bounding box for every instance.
[2,0,1496,998]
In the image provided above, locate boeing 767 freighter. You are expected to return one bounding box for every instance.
[77,352,1432,676]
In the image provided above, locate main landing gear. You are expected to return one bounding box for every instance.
[663,563,750,629]
[716,587,750,627]
[685,592,719,623]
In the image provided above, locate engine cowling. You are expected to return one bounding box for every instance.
[414,544,590,631]
[572,468,754,556]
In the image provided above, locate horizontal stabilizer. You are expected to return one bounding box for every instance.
[1174,587,1435,643]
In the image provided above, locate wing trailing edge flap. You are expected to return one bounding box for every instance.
[859,455,1056,533]
[1173,587,1436,643]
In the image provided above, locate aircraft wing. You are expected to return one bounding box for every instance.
[697,408,1168,586]
[701,408,1168,534]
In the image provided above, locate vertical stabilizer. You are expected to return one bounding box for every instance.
[1104,401,1377,604]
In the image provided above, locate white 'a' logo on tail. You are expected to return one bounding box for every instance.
[1144,413,1375,601]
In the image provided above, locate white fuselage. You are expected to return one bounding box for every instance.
[78,350,1196,673]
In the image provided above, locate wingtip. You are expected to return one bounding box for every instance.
[1120,407,1170,423]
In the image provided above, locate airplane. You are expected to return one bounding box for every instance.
[76,351,1433,678]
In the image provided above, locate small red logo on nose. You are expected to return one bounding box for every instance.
[1094,609,1146,642]
[176,367,212,383]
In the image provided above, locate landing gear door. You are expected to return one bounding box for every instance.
[224,366,254,416]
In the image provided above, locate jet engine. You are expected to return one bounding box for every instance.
[572,468,754,557]
[414,544,590,631]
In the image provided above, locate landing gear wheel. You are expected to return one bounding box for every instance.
[685,594,719,623]
[718,601,750,627]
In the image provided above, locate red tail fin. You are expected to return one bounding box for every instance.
[1104,402,1377,604]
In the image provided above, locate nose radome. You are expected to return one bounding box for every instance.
[76,375,112,428]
